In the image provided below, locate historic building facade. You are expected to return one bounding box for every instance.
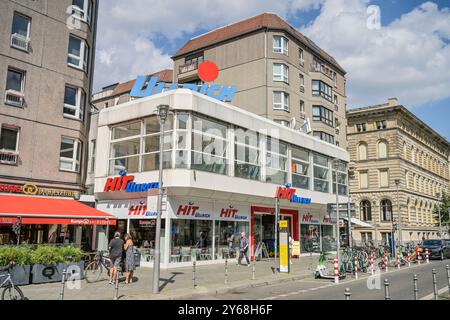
[347,98,450,244]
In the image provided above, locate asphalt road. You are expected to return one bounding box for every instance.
[192,259,450,300]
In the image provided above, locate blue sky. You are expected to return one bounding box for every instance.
[95,0,450,140]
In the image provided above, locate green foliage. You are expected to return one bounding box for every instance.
[0,245,84,266]
[58,246,83,263]
[0,246,32,266]
[30,246,65,266]
[434,192,450,230]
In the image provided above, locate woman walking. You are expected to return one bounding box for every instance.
[123,233,136,284]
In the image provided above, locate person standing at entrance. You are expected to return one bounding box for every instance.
[108,232,124,285]
[237,232,250,266]
[123,233,136,284]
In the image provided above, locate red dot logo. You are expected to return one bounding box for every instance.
[198,61,219,82]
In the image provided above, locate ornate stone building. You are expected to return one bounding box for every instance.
[347,98,450,244]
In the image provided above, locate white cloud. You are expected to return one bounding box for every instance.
[301,1,450,108]
[93,0,323,91]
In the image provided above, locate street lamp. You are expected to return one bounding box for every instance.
[152,104,169,294]
[436,192,442,240]
[333,159,341,267]
[394,179,401,254]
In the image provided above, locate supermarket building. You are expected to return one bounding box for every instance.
[94,89,349,268]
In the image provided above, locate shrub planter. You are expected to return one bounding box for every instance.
[31,261,85,284]
[0,265,31,286]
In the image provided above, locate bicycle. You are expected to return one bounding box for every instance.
[0,264,25,300]
[84,251,124,283]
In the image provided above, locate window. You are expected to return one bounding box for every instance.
[379,169,389,187]
[291,146,310,190]
[5,68,25,107]
[312,105,333,126]
[11,13,31,51]
[235,128,260,181]
[71,0,93,24]
[356,123,366,132]
[0,126,19,165]
[313,153,329,193]
[313,131,334,144]
[360,200,372,221]
[68,35,89,71]
[299,73,305,92]
[359,171,368,189]
[361,232,373,245]
[273,35,288,55]
[358,143,367,161]
[332,160,347,195]
[300,100,305,115]
[273,63,289,83]
[333,94,338,106]
[273,91,289,111]
[59,137,81,172]
[380,199,392,221]
[378,140,388,159]
[312,80,332,101]
[376,120,387,130]
[90,139,96,173]
[64,85,85,120]
[299,48,304,66]
[266,137,288,185]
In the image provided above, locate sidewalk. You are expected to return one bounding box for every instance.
[20,255,319,300]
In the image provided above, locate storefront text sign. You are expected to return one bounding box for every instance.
[301,213,320,224]
[219,207,248,221]
[103,171,159,193]
[275,186,311,204]
[176,205,211,219]
[96,198,160,219]
[0,183,78,198]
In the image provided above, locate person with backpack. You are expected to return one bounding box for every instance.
[237,232,250,266]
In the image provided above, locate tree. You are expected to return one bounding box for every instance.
[433,192,450,234]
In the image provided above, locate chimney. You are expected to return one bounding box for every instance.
[388,97,398,107]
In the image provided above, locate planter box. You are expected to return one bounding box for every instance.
[31,261,85,284]
[0,265,31,286]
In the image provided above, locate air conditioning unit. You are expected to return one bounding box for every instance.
[10,33,30,52]
[300,112,306,119]
[4,90,24,107]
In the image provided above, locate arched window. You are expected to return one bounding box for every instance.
[378,140,388,159]
[360,200,372,221]
[358,143,368,161]
[380,199,392,221]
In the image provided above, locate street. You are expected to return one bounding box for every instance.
[190,260,450,300]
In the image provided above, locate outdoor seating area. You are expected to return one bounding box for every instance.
[167,246,238,263]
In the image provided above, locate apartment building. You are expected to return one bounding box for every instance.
[0,0,98,197]
[171,13,347,148]
[347,98,450,244]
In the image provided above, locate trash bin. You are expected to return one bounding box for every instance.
[134,248,141,267]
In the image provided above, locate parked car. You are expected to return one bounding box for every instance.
[420,239,450,260]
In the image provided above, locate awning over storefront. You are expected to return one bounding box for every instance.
[344,217,373,228]
[0,195,116,226]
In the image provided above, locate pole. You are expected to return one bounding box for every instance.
[446,265,450,294]
[432,269,438,300]
[348,197,352,249]
[225,258,229,284]
[335,160,340,270]
[344,288,351,300]
[413,274,419,300]
[60,269,66,301]
[396,180,402,248]
[438,200,442,240]
[152,106,167,294]
[275,197,279,274]
[193,260,197,288]
[384,279,391,300]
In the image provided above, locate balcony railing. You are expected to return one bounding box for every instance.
[310,63,335,81]
[5,90,24,107]
[10,33,30,52]
[71,6,85,20]
[0,150,18,165]
[179,61,199,74]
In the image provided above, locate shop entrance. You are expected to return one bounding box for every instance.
[253,214,293,258]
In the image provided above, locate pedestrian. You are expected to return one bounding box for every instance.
[237,232,250,266]
[108,232,124,285]
[196,232,207,249]
[123,233,135,284]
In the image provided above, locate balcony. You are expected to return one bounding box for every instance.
[5,90,24,107]
[10,33,30,52]
[0,150,18,165]
[310,63,336,82]
[179,61,199,74]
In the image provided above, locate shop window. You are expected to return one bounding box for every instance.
[234,127,260,181]
[171,219,213,262]
[300,224,320,253]
[215,221,249,259]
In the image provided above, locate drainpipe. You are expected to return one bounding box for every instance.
[264,28,268,118]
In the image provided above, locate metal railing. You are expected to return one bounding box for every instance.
[0,150,18,165]
[10,33,30,52]
[179,61,199,74]
[5,90,24,107]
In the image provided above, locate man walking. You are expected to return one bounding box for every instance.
[237,232,250,266]
[108,232,124,285]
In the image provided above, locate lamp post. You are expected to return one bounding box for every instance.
[436,192,442,240]
[152,104,169,294]
[333,159,341,267]
[395,179,401,250]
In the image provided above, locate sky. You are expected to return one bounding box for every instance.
[93,0,450,140]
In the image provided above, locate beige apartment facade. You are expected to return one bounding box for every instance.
[172,13,348,148]
[0,0,98,196]
[347,98,450,245]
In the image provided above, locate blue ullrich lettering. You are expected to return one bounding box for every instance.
[216,85,237,102]
[130,76,158,98]
[206,84,222,99]
[125,182,135,192]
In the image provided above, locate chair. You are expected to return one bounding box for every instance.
[170,247,181,263]
[191,248,198,261]
[181,247,191,262]
[200,248,212,260]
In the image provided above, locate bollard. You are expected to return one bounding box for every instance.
[252,260,255,280]
[59,268,67,301]
[344,288,351,300]
[397,255,401,270]
[370,252,374,275]
[432,269,438,300]
[354,256,358,279]
[407,256,411,267]
[413,274,419,300]
[384,279,391,300]
[224,258,229,285]
[334,257,339,284]
[113,271,119,300]
[425,249,429,264]
[192,260,197,288]
[446,265,450,295]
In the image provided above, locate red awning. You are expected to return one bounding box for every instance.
[0,195,116,226]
